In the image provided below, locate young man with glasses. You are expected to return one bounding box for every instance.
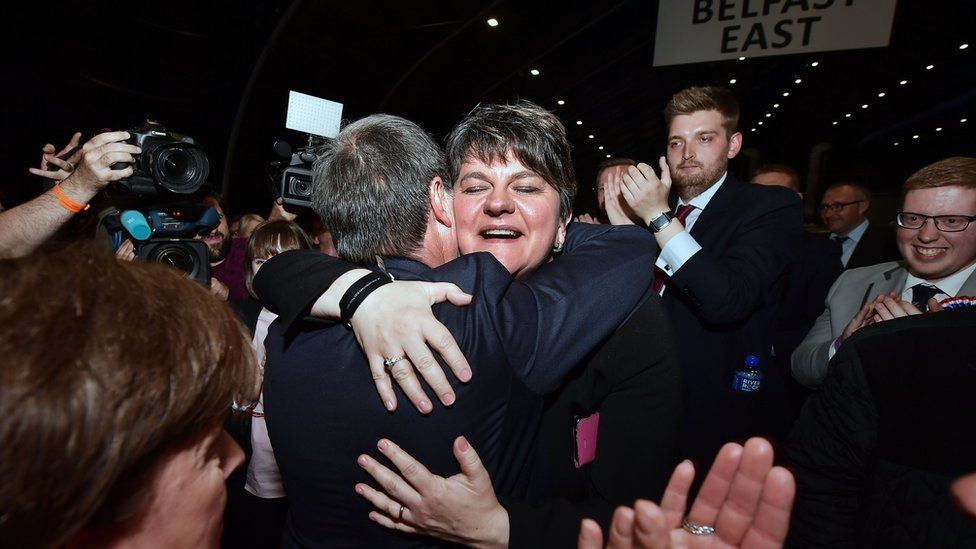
[819,181,899,268]
[792,157,976,387]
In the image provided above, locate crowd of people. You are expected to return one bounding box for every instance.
[1,84,975,548]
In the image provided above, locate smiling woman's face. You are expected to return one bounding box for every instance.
[452,150,567,280]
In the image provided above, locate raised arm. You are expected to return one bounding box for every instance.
[0,132,139,258]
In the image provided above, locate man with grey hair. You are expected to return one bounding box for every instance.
[255,112,655,547]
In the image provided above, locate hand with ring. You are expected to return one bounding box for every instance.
[29,131,83,181]
[576,437,795,548]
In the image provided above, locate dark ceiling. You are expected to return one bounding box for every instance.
[5,0,974,219]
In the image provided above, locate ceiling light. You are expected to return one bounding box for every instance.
[576,120,582,125]
[738,56,746,61]
[832,121,838,125]
[486,18,499,27]
[936,127,943,132]
[811,61,819,67]
[878,92,886,97]
[961,43,970,50]
[530,69,540,76]
[962,118,969,123]
[729,78,737,84]
[588,134,594,138]
[782,92,790,97]
[925,64,934,70]
[900,79,908,85]
[765,113,771,118]
[598,146,604,150]
[845,113,852,118]
[751,128,756,132]
[794,78,802,84]
[758,121,764,125]
[606,154,611,158]
[913,134,920,139]
[773,103,780,108]
[557,100,565,105]
[894,141,899,146]
[861,104,868,109]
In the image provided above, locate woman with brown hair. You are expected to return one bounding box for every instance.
[0,246,260,548]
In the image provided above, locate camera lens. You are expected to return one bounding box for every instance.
[151,144,210,194]
[289,175,313,197]
[151,244,196,275]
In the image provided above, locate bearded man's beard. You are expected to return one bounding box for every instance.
[208,233,232,262]
[671,159,727,201]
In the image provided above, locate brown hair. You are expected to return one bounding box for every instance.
[597,157,637,175]
[904,157,976,191]
[445,101,577,220]
[664,86,740,136]
[755,164,801,192]
[0,244,260,548]
[244,220,313,298]
[824,181,871,201]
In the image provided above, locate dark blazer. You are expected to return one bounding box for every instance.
[846,222,900,269]
[255,223,656,548]
[503,291,682,548]
[785,307,976,547]
[662,174,803,468]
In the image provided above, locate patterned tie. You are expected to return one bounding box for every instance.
[911,283,941,312]
[652,204,696,294]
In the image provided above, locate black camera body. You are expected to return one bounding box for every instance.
[279,149,316,207]
[115,120,210,196]
[105,203,219,285]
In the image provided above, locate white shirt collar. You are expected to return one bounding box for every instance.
[903,260,976,297]
[835,218,870,242]
[678,171,727,211]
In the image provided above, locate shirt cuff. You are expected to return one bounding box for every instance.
[828,337,842,360]
[654,230,702,276]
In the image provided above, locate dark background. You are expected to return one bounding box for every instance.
[4,0,974,222]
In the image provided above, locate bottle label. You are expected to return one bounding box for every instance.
[732,369,762,392]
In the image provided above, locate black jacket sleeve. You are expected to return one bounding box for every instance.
[252,250,360,328]
[783,336,879,547]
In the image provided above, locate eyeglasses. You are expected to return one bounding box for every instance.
[896,211,976,232]
[819,200,864,213]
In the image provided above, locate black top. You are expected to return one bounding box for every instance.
[254,222,656,547]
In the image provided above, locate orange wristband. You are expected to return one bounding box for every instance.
[53,183,90,213]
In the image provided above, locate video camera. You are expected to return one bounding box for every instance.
[113,120,210,196]
[104,203,219,284]
[272,138,318,208]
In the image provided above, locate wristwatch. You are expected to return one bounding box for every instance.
[647,210,674,233]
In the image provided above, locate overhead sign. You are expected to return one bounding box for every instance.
[653,0,897,67]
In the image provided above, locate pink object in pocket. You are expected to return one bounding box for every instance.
[574,412,600,468]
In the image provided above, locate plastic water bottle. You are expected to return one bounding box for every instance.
[732,355,762,392]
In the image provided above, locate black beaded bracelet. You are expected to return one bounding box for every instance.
[339,271,393,321]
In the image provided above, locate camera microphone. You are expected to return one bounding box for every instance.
[121,210,152,241]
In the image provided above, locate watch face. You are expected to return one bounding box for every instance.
[650,212,673,232]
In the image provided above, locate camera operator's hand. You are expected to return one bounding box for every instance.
[63,131,142,195]
[115,239,136,262]
[210,277,230,301]
[269,197,298,222]
[28,131,83,181]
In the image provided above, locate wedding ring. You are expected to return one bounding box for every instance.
[681,516,716,536]
[383,355,404,372]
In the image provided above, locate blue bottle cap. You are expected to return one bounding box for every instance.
[745,354,760,368]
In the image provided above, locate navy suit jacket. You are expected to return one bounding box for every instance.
[256,223,655,547]
[662,174,803,466]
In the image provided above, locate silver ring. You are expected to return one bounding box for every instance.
[681,517,715,536]
[383,355,404,372]
[64,162,75,173]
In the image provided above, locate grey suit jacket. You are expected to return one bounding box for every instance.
[791,261,976,387]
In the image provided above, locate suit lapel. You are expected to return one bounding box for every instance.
[684,174,742,242]
[858,264,907,308]
[959,269,976,296]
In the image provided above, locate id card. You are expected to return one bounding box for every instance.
[573,412,600,468]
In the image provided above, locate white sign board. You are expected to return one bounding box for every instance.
[286,91,343,138]
[653,0,897,67]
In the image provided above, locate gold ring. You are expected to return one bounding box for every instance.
[397,503,406,521]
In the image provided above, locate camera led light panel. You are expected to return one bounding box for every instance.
[286,91,343,138]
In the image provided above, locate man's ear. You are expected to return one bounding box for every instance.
[727,131,743,159]
[430,176,454,228]
[858,200,870,216]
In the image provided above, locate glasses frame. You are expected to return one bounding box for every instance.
[819,199,865,213]
[896,211,976,232]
